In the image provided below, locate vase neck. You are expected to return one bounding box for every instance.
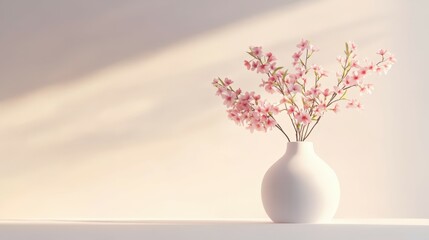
[285,142,315,155]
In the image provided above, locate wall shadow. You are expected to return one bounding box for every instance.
[0,0,303,101]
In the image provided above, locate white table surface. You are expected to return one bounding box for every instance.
[0,219,428,240]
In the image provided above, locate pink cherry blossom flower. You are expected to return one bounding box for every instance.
[259,102,275,114]
[359,84,374,95]
[332,103,340,113]
[271,105,280,114]
[268,76,277,83]
[367,62,376,71]
[292,51,302,66]
[287,105,296,115]
[216,86,225,96]
[322,88,331,97]
[308,87,321,98]
[344,76,352,87]
[359,68,368,77]
[314,102,327,116]
[255,122,265,132]
[352,71,360,81]
[239,91,251,102]
[265,117,277,129]
[293,51,302,60]
[260,78,275,94]
[346,99,356,108]
[295,110,311,125]
[222,91,236,107]
[313,65,328,77]
[227,109,241,124]
[346,99,363,109]
[224,78,233,86]
[296,39,309,50]
[212,78,220,85]
[246,122,257,133]
[356,102,364,109]
[251,46,263,57]
[345,71,361,86]
[351,59,360,68]
[312,64,320,71]
[295,67,305,78]
[376,49,387,56]
[333,86,344,95]
[376,66,383,74]
[257,63,268,74]
[266,52,277,62]
[318,102,327,111]
[286,83,302,94]
[388,55,397,63]
[251,61,259,71]
[253,93,261,101]
[244,60,251,70]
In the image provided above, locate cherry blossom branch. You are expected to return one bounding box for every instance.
[254,53,298,141]
[270,114,291,142]
[213,40,396,141]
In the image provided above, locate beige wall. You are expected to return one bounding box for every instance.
[0,0,427,219]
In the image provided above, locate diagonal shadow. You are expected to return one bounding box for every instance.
[0,0,305,101]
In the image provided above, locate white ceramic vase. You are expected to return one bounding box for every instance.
[261,142,340,223]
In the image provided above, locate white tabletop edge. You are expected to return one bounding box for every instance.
[0,218,428,226]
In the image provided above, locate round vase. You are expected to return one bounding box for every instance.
[261,142,340,223]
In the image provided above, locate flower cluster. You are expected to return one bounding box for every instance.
[212,39,396,141]
[212,78,283,133]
